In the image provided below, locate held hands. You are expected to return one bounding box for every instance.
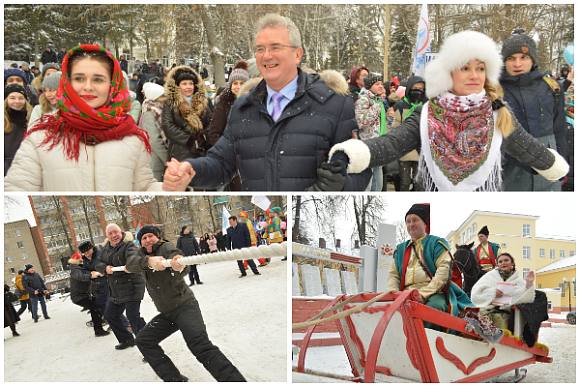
[148,256,167,271]
[162,158,195,191]
[525,270,535,288]
[170,255,185,272]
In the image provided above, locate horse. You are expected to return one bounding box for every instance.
[453,242,485,298]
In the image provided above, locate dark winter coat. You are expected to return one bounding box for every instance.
[199,239,210,254]
[149,62,159,76]
[358,106,558,186]
[348,83,362,103]
[226,222,251,250]
[176,232,201,256]
[5,107,28,176]
[56,50,66,64]
[41,49,57,65]
[185,68,372,191]
[82,248,109,296]
[126,240,195,316]
[162,65,213,161]
[215,231,227,250]
[69,262,93,303]
[95,232,146,304]
[499,67,567,166]
[392,76,428,116]
[207,87,236,146]
[4,285,20,328]
[119,59,129,74]
[21,271,48,297]
[22,69,35,85]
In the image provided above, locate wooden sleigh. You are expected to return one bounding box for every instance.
[295,290,551,383]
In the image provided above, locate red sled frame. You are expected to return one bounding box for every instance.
[297,290,551,383]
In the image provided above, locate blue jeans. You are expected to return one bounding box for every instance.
[30,295,49,320]
[366,167,384,191]
[96,293,130,326]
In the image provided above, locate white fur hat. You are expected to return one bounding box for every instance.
[424,30,502,98]
[143,82,165,101]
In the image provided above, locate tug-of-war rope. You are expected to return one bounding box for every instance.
[111,241,287,272]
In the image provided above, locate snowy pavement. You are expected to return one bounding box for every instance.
[5,258,288,382]
[293,324,575,383]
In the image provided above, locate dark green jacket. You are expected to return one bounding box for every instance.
[126,240,194,316]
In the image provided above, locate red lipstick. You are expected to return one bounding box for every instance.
[81,95,97,100]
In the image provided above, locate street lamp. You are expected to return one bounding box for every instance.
[562,277,576,312]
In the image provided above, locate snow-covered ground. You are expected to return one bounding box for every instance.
[5,258,288,382]
[293,324,575,383]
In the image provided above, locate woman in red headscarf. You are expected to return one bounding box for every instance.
[5,45,167,191]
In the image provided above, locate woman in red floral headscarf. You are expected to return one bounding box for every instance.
[5,45,169,191]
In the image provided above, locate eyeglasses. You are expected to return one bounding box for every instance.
[254,44,298,56]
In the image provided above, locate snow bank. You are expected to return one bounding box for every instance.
[4,258,288,382]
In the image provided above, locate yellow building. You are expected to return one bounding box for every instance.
[446,211,576,293]
[535,256,576,313]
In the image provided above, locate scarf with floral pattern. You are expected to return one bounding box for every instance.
[419,91,503,191]
[26,44,150,161]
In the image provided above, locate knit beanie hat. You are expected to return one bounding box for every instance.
[239,211,249,219]
[227,60,250,89]
[143,82,165,101]
[4,68,28,86]
[42,62,60,77]
[246,58,260,78]
[20,62,31,70]
[24,264,33,272]
[405,203,430,234]
[4,83,28,100]
[41,71,61,91]
[424,30,502,99]
[181,225,189,233]
[363,73,383,90]
[137,224,160,243]
[478,225,489,236]
[501,29,538,65]
[78,241,94,254]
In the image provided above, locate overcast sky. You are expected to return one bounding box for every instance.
[5,193,576,242]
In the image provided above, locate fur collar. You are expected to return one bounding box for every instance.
[318,70,349,96]
[238,77,263,97]
[470,268,535,309]
[68,257,83,265]
[165,65,208,134]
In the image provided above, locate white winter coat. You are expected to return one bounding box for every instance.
[4,130,163,191]
[470,269,535,311]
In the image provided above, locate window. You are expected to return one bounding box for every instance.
[560,250,566,259]
[206,208,211,216]
[21,252,28,259]
[17,242,24,248]
[4,245,9,252]
[462,232,465,244]
[550,249,556,259]
[522,268,530,281]
[539,248,545,258]
[466,228,471,240]
[522,224,531,237]
[537,283,541,289]
[209,221,214,229]
[9,268,15,274]
[15,230,21,237]
[523,246,531,260]
[571,251,575,257]
[574,281,576,297]
[236,202,241,209]
[560,283,566,297]
[5,256,13,263]
[472,223,477,236]
[547,300,553,311]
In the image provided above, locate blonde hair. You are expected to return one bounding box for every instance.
[484,80,514,137]
[4,98,33,134]
[38,92,55,114]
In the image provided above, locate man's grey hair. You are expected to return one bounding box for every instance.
[105,223,122,234]
[255,14,302,48]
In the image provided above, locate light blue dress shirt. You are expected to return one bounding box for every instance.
[266,75,298,118]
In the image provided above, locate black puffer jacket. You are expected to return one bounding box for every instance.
[95,232,145,304]
[176,232,201,256]
[4,107,28,176]
[82,248,108,296]
[333,105,560,189]
[500,66,567,169]
[185,68,371,191]
[126,240,194,316]
[21,271,47,297]
[69,262,92,303]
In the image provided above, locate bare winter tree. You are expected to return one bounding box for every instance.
[350,195,387,249]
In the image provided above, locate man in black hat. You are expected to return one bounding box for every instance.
[176,226,202,286]
[96,224,147,350]
[21,264,50,323]
[500,29,567,191]
[385,204,472,329]
[472,226,501,272]
[126,225,246,382]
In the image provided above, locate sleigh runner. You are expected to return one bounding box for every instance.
[295,289,551,383]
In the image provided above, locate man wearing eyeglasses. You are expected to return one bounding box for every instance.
[162,13,371,191]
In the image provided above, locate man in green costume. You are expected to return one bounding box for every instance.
[473,225,502,272]
[386,204,474,329]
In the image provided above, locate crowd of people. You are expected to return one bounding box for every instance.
[4,203,287,381]
[4,14,572,191]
